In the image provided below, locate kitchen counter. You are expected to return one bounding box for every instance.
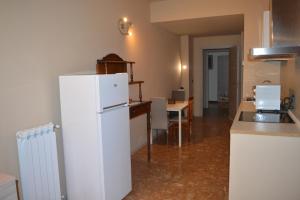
[229,101,300,200]
[230,101,300,137]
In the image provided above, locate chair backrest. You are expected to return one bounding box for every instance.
[151,97,168,130]
[188,97,194,123]
[172,90,185,101]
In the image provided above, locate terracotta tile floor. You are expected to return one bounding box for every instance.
[125,105,232,200]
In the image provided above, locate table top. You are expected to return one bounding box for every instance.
[129,101,151,108]
[167,101,188,112]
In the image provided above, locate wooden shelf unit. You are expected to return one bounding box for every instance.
[96,54,152,161]
[129,81,144,102]
[96,53,135,75]
[128,81,144,85]
[97,53,144,102]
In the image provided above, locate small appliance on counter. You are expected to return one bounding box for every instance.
[255,84,280,111]
[240,84,294,124]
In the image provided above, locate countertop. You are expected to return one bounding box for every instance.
[230,101,300,137]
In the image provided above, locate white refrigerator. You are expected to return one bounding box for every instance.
[59,73,131,200]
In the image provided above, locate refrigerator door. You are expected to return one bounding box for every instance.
[97,73,129,112]
[98,106,131,200]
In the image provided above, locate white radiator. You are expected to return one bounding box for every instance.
[16,123,61,200]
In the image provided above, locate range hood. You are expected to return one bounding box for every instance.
[250,0,300,61]
[250,46,300,61]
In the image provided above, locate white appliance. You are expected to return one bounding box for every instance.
[255,84,281,111]
[16,123,61,200]
[59,73,131,200]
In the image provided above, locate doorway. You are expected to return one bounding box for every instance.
[203,47,241,119]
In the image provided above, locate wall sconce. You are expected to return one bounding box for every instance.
[182,65,187,70]
[119,17,132,36]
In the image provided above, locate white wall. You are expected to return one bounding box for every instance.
[0,0,181,196]
[180,35,190,98]
[281,59,300,120]
[193,35,241,116]
[150,0,283,99]
[189,36,194,97]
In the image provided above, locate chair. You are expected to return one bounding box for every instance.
[169,90,185,118]
[150,97,174,144]
[169,97,194,142]
[172,90,185,101]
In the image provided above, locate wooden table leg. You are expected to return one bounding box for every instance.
[147,110,151,161]
[138,83,143,102]
[130,101,152,161]
[16,179,20,200]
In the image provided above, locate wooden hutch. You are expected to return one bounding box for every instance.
[96,54,152,161]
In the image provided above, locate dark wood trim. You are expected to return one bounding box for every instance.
[129,63,134,82]
[96,53,134,74]
[128,81,144,85]
[203,48,230,53]
[97,60,135,64]
[16,179,20,200]
[97,53,145,102]
[96,53,135,64]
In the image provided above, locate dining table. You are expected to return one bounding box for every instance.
[166,100,189,147]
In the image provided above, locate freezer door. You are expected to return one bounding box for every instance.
[98,106,132,200]
[97,73,129,112]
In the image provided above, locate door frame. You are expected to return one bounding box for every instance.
[203,48,230,109]
[202,47,242,115]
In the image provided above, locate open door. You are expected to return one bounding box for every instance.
[228,46,240,120]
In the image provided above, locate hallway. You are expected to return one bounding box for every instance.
[125,105,232,200]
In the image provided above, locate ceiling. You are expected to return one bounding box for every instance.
[155,14,244,37]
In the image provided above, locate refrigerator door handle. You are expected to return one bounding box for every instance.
[100,103,128,113]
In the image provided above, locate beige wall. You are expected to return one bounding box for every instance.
[193,35,241,116]
[281,59,300,119]
[180,35,190,98]
[0,0,180,196]
[150,0,281,100]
